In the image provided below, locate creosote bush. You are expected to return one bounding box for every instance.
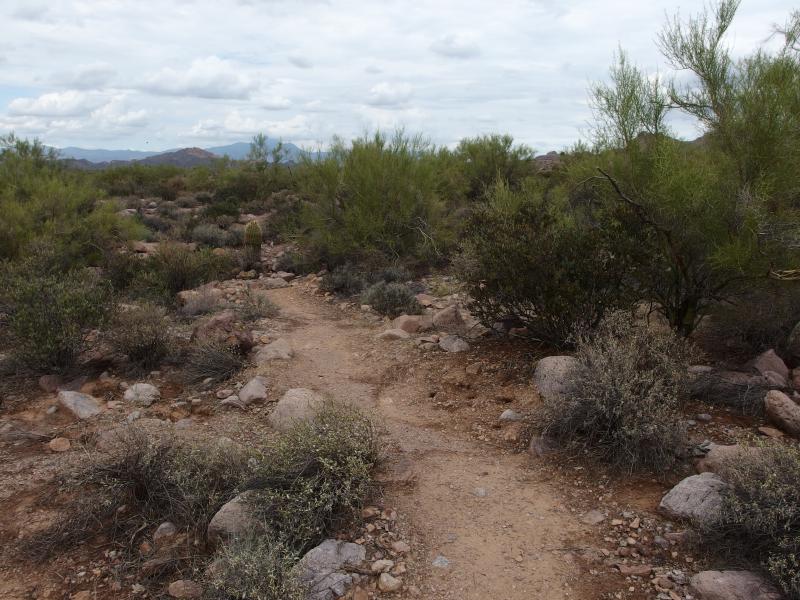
[141,243,233,302]
[706,443,800,599]
[319,263,367,296]
[361,281,421,317]
[109,303,173,370]
[237,288,279,322]
[247,402,381,551]
[542,311,698,472]
[204,534,306,600]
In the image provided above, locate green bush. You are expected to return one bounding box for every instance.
[319,264,367,296]
[361,281,421,317]
[451,133,535,201]
[191,223,234,248]
[460,180,633,348]
[0,265,113,372]
[144,243,233,301]
[110,303,173,370]
[204,535,305,600]
[204,198,240,219]
[248,402,380,550]
[706,443,800,599]
[542,311,697,472]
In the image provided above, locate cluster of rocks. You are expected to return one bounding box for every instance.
[377,304,481,354]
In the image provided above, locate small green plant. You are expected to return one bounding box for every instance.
[191,223,233,248]
[204,534,306,600]
[184,341,246,383]
[360,281,421,317]
[542,311,697,472]
[145,243,233,301]
[706,443,800,599]
[237,288,279,322]
[244,220,263,267]
[320,264,367,296]
[110,303,173,370]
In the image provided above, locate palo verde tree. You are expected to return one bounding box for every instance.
[585,1,799,336]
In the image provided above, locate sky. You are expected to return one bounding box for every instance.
[0,0,795,152]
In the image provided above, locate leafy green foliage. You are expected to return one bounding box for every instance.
[542,312,698,472]
[361,281,421,317]
[143,243,233,301]
[706,443,800,599]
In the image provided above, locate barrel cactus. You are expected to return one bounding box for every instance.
[244,220,262,267]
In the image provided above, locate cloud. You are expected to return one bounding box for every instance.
[430,33,480,58]
[140,56,258,99]
[261,96,292,110]
[54,63,116,90]
[189,110,313,140]
[366,82,413,107]
[90,96,148,129]
[288,55,313,69]
[12,3,51,22]
[8,90,106,117]
[364,65,382,74]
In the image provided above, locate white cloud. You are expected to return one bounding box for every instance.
[366,82,413,107]
[261,96,292,110]
[189,110,313,140]
[54,63,116,90]
[8,90,106,117]
[140,56,258,99]
[288,55,313,69]
[430,33,480,58]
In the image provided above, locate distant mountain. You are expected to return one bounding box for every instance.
[206,141,307,162]
[57,146,159,162]
[138,147,217,167]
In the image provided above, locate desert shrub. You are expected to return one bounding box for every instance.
[158,175,185,202]
[109,303,173,370]
[369,265,412,284]
[248,402,380,550]
[460,181,633,348]
[205,198,240,219]
[542,311,697,472]
[204,535,305,600]
[237,288,279,322]
[273,250,315,275]
[184,341,245,383]
[319,264,367,296]
[0,266,113,372]
[140,213,171,233]
[451,133,535,201]
[706,443,800,599]
[145,244,233,301]
[361,281,421,317]
[191,223,233,248]
[179,287,220,317]
[20,426,254,559]
[103,250,146,292]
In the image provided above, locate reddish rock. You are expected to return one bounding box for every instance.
[764,389,800,437]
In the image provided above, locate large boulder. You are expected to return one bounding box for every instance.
[57,391,102,420]
[268,388,324,432]
[294,539,366,600]
[690,369,770,411]
[392,314,432,334]
[238,376,269,405]
[123,383,160,407]
[432,305,464,333]
[695,443,762,474]
[764,389,800,437]
[533,356,579,401]
[753,349,790,381]
[689,570,783,600]
[439,335,470,353]
[255,338,293,364]
[206,491,262,547]
[658,473,727,526]
[191,310,253,354]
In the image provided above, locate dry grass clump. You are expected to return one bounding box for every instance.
[184,341,246,383]
[542,311,698,472]
[237,288,279,322]
[179,287,220,317]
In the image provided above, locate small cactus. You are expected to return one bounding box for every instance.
[244,220,262,250]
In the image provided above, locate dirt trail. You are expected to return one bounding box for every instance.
[265,285,585,599]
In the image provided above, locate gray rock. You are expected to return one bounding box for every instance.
[238,376,268,405]
[432,305,464,332]
[153,522,177,546]
[255,338,293,363]
[263,277,289,289]
[689,570,782,600]
[499,409,522,422]
[206,491,261,547]
[378,329,411,341]
[659,473,727,526]
[123,383,160,407]
[695,443,762,474]
[432,555,450,568]
[787,321,800,362]
[764,389,800,437]
[581,510,606,525]
[57,391,102,419]
[534,356,579,401]
[294,539,366,600]
[753,349,789,381]
[268,388,324,432]
[439,335,469,353]
[690,369,771,411]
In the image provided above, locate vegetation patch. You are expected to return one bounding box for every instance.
[361,281,421,317]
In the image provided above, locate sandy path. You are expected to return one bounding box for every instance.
[263,285,584,599]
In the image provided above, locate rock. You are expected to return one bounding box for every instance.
[690,370,770,410]
[378,329,411,341]
[431,555,450,568]
[294,539,366,600]
[176,285,223,310]
[48,437,71,452]
[167,580,203,599]
[615,564,653,576]
[764,389,800,436]
[191,310,253,354]
[763,370,789,388]
[439,335,469,353]
[391,541,411,554]
[207,491,261,547]
[38,375,63,393]
[689,570,782,600]
[528,435,558,458]
[123,383,160,407]
[787,322,800,362]
[696,413,713,422]
[581,510,606,525]
[658,473,727,526]
[263,277,289,289]
[753,349,789,381]
[499,409,522,422]
[695,443,761,474]
[268,388,324,432]
[255,338,293,363]
[378,573,402,593]
[533,356,579,401]
[758,426,785,439]
[57,391,102,420]
[392,314,432,334]
[238,376,268,405]
[432,305,464,332]
[416,293,435,307]
[153,522,178,547]
[220,395,245,409]
[371,559,395,573]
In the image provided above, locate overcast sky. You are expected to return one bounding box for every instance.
[0,0,795,152]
